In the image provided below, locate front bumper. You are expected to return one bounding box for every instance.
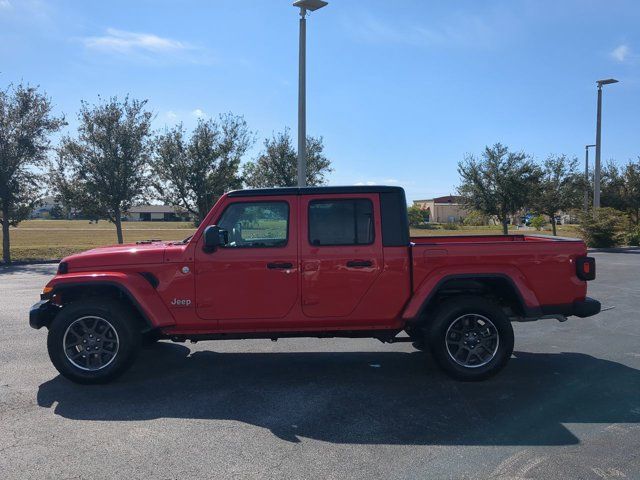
[29,299,59,329]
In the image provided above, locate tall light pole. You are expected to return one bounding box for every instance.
[584,144,595,212]
[293,0,328,187]
[593,78,619,210]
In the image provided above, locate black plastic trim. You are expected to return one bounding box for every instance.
[380,190,410,247]
[47,281,154,329]
[29,299,60,329]
[538,297,601,318]
[227,185,405,197]
[168,328,402,342]
[139,272,159,289]
[413,273,529,320]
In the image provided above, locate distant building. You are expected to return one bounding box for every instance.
[30,196,60,218]
[413,195,468,223]
[126,205,190,222]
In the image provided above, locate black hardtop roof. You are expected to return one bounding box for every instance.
[227,185,405,197]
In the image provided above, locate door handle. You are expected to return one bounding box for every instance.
[346,260,373,268]
[267,262,294,270]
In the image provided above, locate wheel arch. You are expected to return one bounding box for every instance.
[409,274,532,324]
[51,282,153,332]
[43,273,175,331]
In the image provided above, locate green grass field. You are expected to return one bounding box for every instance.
[1,219,582,263]
[4,220,196,263]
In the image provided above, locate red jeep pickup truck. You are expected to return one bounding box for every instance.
[30,186,600,384]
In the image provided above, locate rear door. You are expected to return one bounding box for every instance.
[195,196,298,323]
[299,194,383,318]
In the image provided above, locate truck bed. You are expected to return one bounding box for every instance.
[411,233,581,245]
[408,234,588,315]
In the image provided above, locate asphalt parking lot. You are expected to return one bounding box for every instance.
[1,251,639,479]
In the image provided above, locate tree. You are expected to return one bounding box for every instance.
[0,83,65,264]
[602,159,640,225]
[457,143,541,235]
[601,162,626,212]
[621,159,640,225]
[463,210,489,226]
[152,114,252,223]
[407,205,428,227]
[531,155,583,236]
[243,128,332,188]
[52,96,152,244]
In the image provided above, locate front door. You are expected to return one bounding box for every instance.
[300,194,383,319]
[195,197,298,323]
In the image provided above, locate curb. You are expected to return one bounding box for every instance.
[0,259,60,268]
[588,246,640,253]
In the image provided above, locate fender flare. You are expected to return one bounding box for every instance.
[46,272,175,329]
[402,270,541,321]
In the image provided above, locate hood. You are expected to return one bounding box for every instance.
[61,242,169,270]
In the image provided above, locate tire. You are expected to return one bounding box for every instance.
[412,341,428,352]
[141,330,162,347]
[47,299,141,384]
[426,296,514,381]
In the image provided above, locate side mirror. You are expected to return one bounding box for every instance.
[203,225,228,252]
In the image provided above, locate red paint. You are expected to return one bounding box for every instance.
[42,189,595,336]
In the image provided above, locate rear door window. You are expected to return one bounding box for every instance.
[308,199,374,246]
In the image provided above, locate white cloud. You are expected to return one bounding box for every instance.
[191,109,205,118]
[81,28,213,64]
[84,28,188,54]
[611,44,631,63]
[165,111,178,120]
[0,0,12,10]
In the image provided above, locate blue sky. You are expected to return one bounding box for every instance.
[1,0,639,201]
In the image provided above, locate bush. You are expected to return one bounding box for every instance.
[627,226,640,246]
[463,210,489,226]
[578,208,629,248]
[530,215,547,231]
[443,222,460,230]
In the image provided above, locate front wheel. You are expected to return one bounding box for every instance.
[426,296,514,381]
[47,299,141,384]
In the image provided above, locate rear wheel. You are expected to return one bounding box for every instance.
[47,299,141,384]
[426,296,514,381]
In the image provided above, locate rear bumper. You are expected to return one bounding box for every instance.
[538,297,602,319]
[571,297,602,318]
[29,299,59,329]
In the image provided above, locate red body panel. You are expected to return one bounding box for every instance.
[44,192,591,335]
[194,195,299,327]
[405,235,587,318]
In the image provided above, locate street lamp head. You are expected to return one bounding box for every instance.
[585,144,596,149]
[597,78,619,86]
[293,0,328,12]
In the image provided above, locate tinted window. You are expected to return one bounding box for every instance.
[308,199,374,246]
[217,202,289,248]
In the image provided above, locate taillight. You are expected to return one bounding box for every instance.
[576,257,596,281]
